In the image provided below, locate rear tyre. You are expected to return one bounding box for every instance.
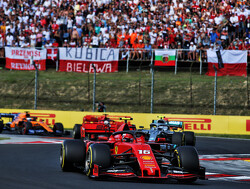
[53,123,64,136]
[172,132,184,146]
[60,140,86,172]
[85,144,111,177]
[72,124,82,139]
[0,120,4,133]
[184,131,196,146]
[22,122,32,135]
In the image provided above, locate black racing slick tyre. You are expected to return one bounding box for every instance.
[173,146,200,172]
[72,124,81,139]
[60,140,86,172]
[172,132,184,146]
[0,120,4,133]
[22,122,32,135]
[85,144,111,177]
[184,131,196,146]
[53,123,64,136]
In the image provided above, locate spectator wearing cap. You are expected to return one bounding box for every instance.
[188,42,196,61]
[177,42,183,60]
[137,39,145,60]
[62,40,68,47]
[82,42,88,48]
[71,26,79,46]
[209,43,215,50]
[157,34,164,49]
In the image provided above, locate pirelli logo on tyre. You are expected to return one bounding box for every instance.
[167,118,212,131]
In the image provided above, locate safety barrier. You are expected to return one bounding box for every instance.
[1,108,250,135]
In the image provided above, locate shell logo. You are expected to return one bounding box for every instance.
[141,155,152,160]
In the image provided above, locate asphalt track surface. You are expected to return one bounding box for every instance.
[0,135,250,189]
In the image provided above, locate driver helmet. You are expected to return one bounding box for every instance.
[122,133,133,142]
[104,120,109,125]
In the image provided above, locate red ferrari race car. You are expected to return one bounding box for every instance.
[72,114,135,140]
[0,112,64,136]
[60,130,205,183]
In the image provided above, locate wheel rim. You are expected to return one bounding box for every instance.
[85,151,91,174]
[60,147,63,167]
[22,126,26,135]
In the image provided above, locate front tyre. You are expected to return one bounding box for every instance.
[173,146,199,171]
[172,146,200,183]
[60,140,86,172]
[53,123,64,136]
[85,144,111,177]
[0,120,4,133]
[22,122,32,135]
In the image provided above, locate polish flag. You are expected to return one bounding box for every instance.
[206,50,247,76]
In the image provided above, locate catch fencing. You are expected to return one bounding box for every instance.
[0,48,250,116]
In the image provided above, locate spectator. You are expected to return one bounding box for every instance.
[0,0,248,54]
[188,42,196,61]
[97,102,106,112]
[0,33,4,57]
[5,32,13,47]
[210,29,219,44]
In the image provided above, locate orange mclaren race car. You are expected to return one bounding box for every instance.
[72,114,136,140]
[0,112,64,136]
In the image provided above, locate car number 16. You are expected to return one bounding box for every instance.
[138,150,150,154]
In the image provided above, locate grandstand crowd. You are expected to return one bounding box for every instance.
[0,0,250,60]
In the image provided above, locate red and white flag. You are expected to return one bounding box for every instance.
[47,48,58,61]
[5,47,46,71]
[206,50,247,76]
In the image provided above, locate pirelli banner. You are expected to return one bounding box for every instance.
[5,47,47,71]
[0,109,250,135]
[58,48,119,73]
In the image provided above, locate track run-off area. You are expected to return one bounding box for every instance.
[0,134,250,189]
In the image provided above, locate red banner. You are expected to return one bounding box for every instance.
[59,60,118,73]
[5,47,47,71]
